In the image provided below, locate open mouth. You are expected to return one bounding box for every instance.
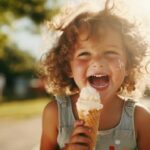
[88,74,110,90]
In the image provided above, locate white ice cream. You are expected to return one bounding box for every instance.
[76,86,103,115]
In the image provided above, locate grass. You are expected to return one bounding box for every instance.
[0,98,50,120]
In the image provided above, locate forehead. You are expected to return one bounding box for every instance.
[76,26,124,49]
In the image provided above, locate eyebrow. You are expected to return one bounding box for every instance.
[76,47,89,52]
[106,44,122,49]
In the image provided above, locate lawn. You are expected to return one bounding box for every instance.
[0,98,50,120]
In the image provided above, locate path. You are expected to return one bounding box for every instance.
[0,116,41,150]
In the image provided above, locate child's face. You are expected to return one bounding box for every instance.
[70,27,128,101]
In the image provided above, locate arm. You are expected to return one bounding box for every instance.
[135,104,150,150]
[40,100,59,150]
[40,99,92,150]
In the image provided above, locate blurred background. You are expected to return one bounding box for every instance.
[0,0,150,150]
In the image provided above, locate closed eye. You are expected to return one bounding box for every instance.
[77,51,90,57]
[105,51,119,55]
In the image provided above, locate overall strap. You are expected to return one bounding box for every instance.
[118,98,137,147]
[120,99,137,130]
[56,96,75,130]
[124,100,136,117]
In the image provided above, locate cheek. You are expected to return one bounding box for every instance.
[70,60,88,77]
[70,60,88,88]
[109,58,127,85]
[115,59,126,72]
[108,57,126,72]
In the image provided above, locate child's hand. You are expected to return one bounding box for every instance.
[64,120,92,150]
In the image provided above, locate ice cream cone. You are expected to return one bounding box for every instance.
[78,109,101,150]
[76,86,103,150]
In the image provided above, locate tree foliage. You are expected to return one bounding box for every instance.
[0,0,59,24]
[0,46,36,77]
[0,0,59,98]
[0,44,37,89]
[0,0,59,77]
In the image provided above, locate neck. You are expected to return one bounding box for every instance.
[100,95,124,113]
[102,94,120,104]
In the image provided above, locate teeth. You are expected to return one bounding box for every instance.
[92,74,105,77]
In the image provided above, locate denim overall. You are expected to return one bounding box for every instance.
[56,96,138,150]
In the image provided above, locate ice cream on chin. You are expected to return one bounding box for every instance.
[76,86,103,150]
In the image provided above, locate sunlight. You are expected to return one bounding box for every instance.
[127,1,150,26]
[129,0,150,15]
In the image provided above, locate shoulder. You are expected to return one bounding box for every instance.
[42,98,58,126]
[41,98,58,134]
[43,98,58,115]
[134,102,150,149]
[135,102,150,127]
[40,98,59,149]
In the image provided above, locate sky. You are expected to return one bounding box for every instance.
[8,0,150,59]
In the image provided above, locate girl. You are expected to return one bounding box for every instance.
[40,1,150,150]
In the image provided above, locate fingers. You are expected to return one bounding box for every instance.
[65,120,92,150]
[74,120,84,127]
[70,134,92,145]
[65,143,89,150]
[72,125,92,137]
[72,120,92,137]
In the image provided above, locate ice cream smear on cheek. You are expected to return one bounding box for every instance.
[116,59,125,70]
[76,86,103,115]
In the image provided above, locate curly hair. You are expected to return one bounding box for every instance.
[40,2,149,96]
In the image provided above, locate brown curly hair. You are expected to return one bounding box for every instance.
[40,2,148,96]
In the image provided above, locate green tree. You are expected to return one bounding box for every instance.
[0,45,36,89]
[0,0,59,24]
[0,0,60,99]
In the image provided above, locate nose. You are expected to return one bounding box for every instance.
[92,62,103,69]
[91,57,106,69]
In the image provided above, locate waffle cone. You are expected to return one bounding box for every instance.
[78,109,101,150]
